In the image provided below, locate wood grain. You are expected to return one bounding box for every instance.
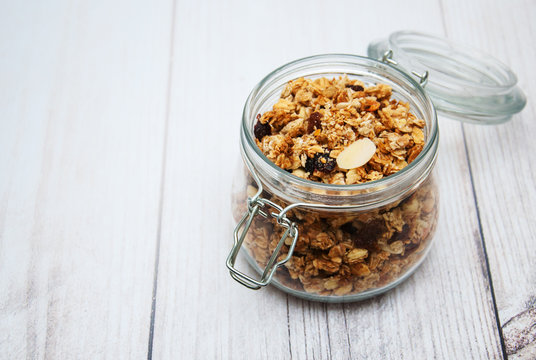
[151,0,503,358]
[284,117,503,360]
[0,0,172,358]
[1,0,534,359]
[441,0,536,357]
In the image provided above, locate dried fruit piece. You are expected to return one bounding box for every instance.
[305,152,336,173]
[336,138,377,169]
[305,156,315,173]
[346,84,364,92]
[353,219,387,249]
[389,224,410,244]
[254,120,271,140]
[316,153,336,173]
[307,112,323,133]
[316,153,337,173]
[341,222,358,235]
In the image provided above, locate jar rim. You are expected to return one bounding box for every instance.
[241,54,439,204]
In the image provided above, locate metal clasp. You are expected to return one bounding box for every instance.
[381,50,429,87]
[226,196,299,290]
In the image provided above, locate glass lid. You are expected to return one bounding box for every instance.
[367,31,526,124]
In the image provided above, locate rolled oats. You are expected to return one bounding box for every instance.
[253,76,426,184]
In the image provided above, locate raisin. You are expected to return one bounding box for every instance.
[313,152,336,173]
[388,224,410,244]
[341,222,358,235]
[304,152,336,174]
[346,84,364,92]
[307,112,323,133]
[254,120,271,140]
[353,219,387,250]
[404,242,419,254]
[305,156,315,173]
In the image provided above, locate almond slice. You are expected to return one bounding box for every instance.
[336,138,376,169]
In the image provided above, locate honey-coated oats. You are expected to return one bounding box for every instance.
[254,76,426,184]
[236,76,438,297]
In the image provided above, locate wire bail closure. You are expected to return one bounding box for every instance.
[226,192,299,290]
[381,50,429,87]
[225,152,412,290]
[226,156,368,290]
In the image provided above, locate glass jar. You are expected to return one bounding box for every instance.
[228,54,439,302]
[227,31,525,302]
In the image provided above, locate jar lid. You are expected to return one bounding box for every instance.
[367,31,526,124]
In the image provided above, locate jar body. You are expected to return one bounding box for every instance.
[230,54,440,302]
[231,168,438,301]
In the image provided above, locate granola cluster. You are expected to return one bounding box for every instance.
[254,76,425,184]
[234,176,438,297]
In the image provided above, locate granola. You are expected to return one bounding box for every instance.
[254,76,425,184]
[234,76,438,298]
[233,175,438,297]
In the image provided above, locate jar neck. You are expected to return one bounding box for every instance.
[240,54,439,211]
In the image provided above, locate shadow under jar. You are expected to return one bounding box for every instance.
[228,54,439,303]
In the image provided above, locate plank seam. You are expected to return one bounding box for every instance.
[342,304,352,357]
[324,304,333,360]
[146,0,178,358]
[303,302,309,359]
[286,295,293,359]
[438,2,507,357]
[461,124,508,359]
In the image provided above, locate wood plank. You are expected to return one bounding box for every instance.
[440,0,536,358]
[152,0,502,358]
[0,0,172,358]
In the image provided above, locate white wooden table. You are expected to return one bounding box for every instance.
[1,0,535,359]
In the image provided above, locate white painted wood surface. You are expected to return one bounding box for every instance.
[0,0,534,359]
[442,1,536,358]
[0,1,172,358]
